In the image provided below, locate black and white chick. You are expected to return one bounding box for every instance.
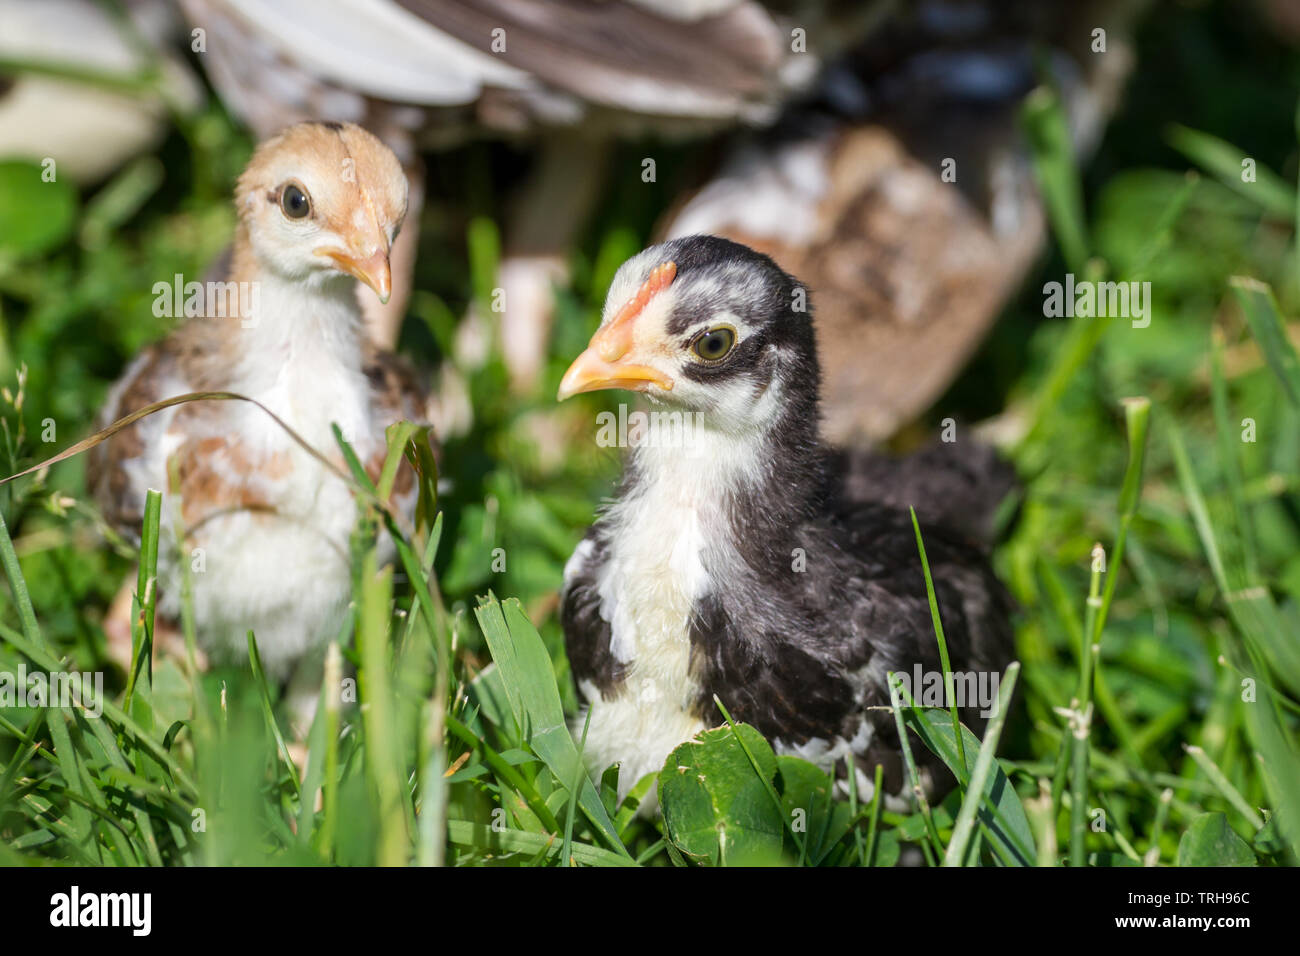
[557,234,1014,806]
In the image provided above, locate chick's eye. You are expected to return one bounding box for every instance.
[692,325,736,362]
[280,184,311,220]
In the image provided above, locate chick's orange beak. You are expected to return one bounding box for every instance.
[318,246,392,303]
[557,261,677,401]
[556,348,673,400]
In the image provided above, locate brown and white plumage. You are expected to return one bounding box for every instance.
[90,122,428,716]
[93,340,424,535]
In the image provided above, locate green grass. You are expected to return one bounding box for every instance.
[1,0,1299,865]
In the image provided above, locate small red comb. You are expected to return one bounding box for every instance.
[613,261,676,326]
[596,261,677,360]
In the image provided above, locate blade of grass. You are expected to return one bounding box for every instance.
[356,551,408,865]
[445,714,561,833]
[1169,423,1300,857]
[1231,277,1300,406]
[943,662,1020,866]
[909,507,966,775]
[1067,700,1093,868]
[473,595,628,856]
[1209,328,1260,581]
[560,707,594,866]
[0,621,197,794]
[1168,125,1296,219]
[246,631,300,797]
[315,641,342,860]
[864,762,884,866]
[0,509,98,857]
[416,693,448,867]
[446,820,637,867]
[886,673,945,859]
[1143,788,1174,866]
[1183,743,1264,830]
[1022,84,1090,272]
[123,489,160,729]
[0,509,41,648]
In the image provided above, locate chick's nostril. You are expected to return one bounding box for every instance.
[593,326,632,363]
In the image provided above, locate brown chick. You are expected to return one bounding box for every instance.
[91,121,429,723]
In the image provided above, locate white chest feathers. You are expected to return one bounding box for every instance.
[157,290,383,678]
[573,435,760,795]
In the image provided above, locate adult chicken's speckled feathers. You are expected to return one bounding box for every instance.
[175,0,850,142]
[557,235,1013,802]
[90,121,430,714]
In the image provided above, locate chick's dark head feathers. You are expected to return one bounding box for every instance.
[559,234,820,424]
